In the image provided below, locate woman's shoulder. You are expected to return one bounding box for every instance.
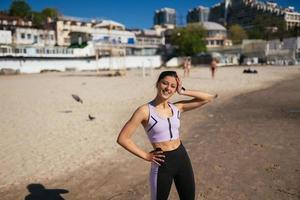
[134,103,150,116]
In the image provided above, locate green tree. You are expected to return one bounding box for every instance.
[170,23,207,56]
[31,11,44,27]
[9,0,31,18]
[41,8,60,20]
[247,28,263,39]
[31,8,60,27]
[249,13,287,40]
[228,24,248,44]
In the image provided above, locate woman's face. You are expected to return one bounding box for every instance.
[157,76,178,99]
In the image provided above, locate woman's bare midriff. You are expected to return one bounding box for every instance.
[152,138,181,151]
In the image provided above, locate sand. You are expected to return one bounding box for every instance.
[0,65,299,199]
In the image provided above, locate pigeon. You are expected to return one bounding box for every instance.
[88,114,96,121]
[71,94,83,103]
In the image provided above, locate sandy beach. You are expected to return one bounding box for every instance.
[0,65,299,200]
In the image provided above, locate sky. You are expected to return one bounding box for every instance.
[0,0,300,29]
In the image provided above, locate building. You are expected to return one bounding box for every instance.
[0,13,32,30]
[202,22,232,48]
[0,14,56,47]
[129,29,164,56]
[284,11,300,30]
[266,37,300,64]
[209,2,226,25]
[13,27,56,47]
[187,6,210,23]
[0,30,12,44]
[154,8,176,28]
[209,0,300,30]
[54,16,96,47]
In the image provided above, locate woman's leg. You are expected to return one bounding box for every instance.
[150,162,173,200]
[174,149,195,200]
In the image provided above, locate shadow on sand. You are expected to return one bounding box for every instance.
[24,183,69,200]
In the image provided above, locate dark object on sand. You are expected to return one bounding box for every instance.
[0,68,20,75]
[71,94,83,103]
[243,68,258,74]
[25,183,69,200]
[88,114,96,120]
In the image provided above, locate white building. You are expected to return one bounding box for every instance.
[129,29,164,56]
[0,13,32,29]
[54,17,129,47]
[13,28,56,47]
[266,37,300,65]
[202,22,232,48]
[284,11,300,30]
[0,30,12,44]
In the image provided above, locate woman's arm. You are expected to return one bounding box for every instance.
[174,77,218,112]
[116,105,165,165]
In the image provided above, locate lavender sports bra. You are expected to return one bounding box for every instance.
[144,101,181,143]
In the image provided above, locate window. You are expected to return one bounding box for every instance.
[34,35,38,43]
[21,33,25,39]
[27,34,31,39]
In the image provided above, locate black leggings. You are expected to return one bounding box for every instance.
[150,143,195,200]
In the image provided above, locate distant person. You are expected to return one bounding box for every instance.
[117,71,217,200]
[210,58,218,79]
[183,57,191,78]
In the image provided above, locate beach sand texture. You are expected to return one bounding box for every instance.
[0,66,299,199]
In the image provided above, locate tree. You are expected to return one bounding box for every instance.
[32,8,60,27]
[228,24,248,44]
[248,13,288,40]
[247,28,263,39]
[31,11,44,27]
[41,8,60,20]
[170,23,207,56]
[9,0,31,18]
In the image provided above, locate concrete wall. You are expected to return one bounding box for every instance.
[0,56,162,73]
[0,30,12,44]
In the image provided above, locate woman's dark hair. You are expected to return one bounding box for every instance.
[156,71,178,87]
[157,71,178,83]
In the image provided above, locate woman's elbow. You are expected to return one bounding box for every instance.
[116,134,129,147]
[116,136,123,146]
[206,94,218,102]
[116,134,123,145]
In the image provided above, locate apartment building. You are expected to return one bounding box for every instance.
[209,0,300,30]
[154,8,176,29]
[187,6,210,23]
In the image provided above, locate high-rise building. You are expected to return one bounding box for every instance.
[187,6,210,23]
[154,8,176,27]
[209,0,300,30]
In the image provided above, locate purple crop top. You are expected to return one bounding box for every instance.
[145,101,181,143]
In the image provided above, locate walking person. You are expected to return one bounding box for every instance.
[183,57,191,78]
[117,71,217,200]
[210,58,218,79]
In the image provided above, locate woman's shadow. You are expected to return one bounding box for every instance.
[24,183,69,200]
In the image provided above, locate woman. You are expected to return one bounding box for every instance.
[183,57,191,78]
[210,58,218,79]
[117,71,217,200]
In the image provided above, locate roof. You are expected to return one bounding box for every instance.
[202,22,226,31]
[94,20,125,29]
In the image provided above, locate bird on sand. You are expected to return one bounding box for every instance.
[71,94,83,103]
[88,114,96,121]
